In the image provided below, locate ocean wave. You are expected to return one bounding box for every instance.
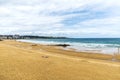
[18,39,120,54]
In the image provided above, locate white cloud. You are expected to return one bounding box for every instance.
[0,0,120,37]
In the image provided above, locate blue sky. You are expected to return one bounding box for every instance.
[0,0,120,38]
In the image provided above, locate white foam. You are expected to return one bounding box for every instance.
[17,39,120,54]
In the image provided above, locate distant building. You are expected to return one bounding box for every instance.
[13,35,20,39]
[0,35,20,39]
[0,35,67,39]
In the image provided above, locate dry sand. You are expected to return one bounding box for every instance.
[0,40,120,80]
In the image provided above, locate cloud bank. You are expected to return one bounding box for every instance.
[0,0,120,37]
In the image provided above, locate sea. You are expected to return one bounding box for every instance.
[18,38,120,54]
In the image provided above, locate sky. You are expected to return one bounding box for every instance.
[0,0,120,38]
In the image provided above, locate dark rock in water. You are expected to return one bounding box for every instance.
[54,44,70,47]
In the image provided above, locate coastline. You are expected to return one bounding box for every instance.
[0,40,120,80]
[3,40,120,61]
[17,39,120,54]
[17,40,120,61]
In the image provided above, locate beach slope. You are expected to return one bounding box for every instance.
[0,40,120,80]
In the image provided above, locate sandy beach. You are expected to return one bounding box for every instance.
[0,40,120,80]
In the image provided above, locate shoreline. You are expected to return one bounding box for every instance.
[2,40,120,61]
[17,39,119,54]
